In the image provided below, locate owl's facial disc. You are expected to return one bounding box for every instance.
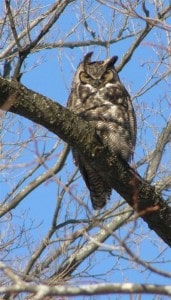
[79,68,114,86]
[101,69,114,82]
[79,72,91,84]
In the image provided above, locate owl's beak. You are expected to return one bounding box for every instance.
[104,56,118,67]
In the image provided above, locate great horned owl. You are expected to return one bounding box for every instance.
[67,52,136,209]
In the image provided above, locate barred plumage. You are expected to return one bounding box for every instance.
[67,52,136,209]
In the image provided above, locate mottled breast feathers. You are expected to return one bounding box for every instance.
[67,52,136,209]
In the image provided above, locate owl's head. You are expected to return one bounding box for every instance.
[78,52,119,88]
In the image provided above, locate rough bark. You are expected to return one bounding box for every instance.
[0,77,171,246]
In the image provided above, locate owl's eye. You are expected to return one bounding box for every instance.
[79,72,91,84]
[102,70,114,82]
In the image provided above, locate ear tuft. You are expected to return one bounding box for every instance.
[83,52,93,63]
[105,56,118,67]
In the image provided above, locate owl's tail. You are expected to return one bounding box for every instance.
[78,161,111,209]
[89,176,112,210]
[72,149,111,209]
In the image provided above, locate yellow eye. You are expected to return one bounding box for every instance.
[79,72,91,84]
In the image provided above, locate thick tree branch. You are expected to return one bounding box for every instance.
[0,259,171,299]
[0,283,170,298]
[0,77,171,246]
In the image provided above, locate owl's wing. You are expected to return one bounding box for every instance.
[73,149,111,210]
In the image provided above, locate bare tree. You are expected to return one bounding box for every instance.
[0,0,171,299]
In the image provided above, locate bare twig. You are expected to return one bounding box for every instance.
[0,144,70,218]
[145,121,171,182]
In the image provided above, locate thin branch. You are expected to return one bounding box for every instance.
[5,0,21,51]
[145,121,171,182]
[116,23,151,72]
[0,0,75,60]
[22,0,75,54]
[2,140,61,204]
[132,69,171,100]
[0,143,70,218]
[116,4,171,72]
[155,176,171,192]
[32,32,140,51]
[23,167,78,276]
[49,210,132,282]
[30,203,129,279]
[1,260,171,299]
